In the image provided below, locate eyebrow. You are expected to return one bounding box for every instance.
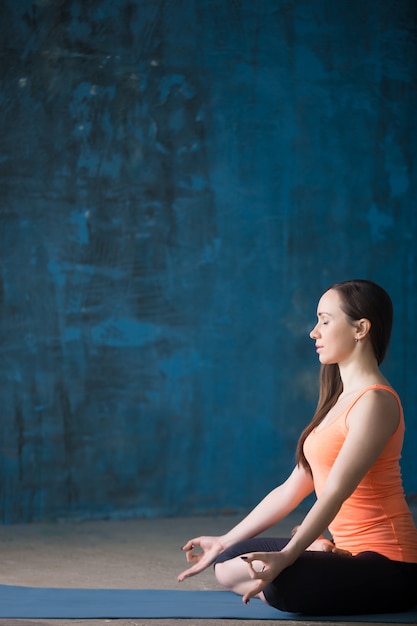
[317,311,333,317]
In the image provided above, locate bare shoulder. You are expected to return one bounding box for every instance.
[347,387,400,434]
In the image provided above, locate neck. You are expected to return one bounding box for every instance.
[338,354,386,394]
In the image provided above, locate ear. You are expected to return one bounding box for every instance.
[355,318,371,341]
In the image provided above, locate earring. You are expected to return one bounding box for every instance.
[355,337,359,343]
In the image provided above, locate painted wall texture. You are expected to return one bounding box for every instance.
[0,0,416,523]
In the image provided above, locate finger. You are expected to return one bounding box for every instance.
[178,567,194,582]
[239,552,260,564]
[178,551,216,581]
[242,579,267,604]
[177,560,207,582]
[240,556,267,579]
[185,549,200,563]
[181,540,198,551]
[178,565,198,582]
[249,564,268,580]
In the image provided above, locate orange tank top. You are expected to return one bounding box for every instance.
[303,385,417,563]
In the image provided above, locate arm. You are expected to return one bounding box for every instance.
[242,389,400,602]
[221,463,314,549]
[178,463,314,581]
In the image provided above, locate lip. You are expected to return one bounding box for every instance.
[315,345,323,351]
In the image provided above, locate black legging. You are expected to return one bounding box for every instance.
[215,537,417,615]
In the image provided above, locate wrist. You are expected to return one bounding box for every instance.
[219,534,235,551]
[279,544,299,568]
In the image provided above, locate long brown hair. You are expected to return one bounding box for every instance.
[296,279,393,470]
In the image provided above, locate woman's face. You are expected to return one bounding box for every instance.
[310,289,358,365]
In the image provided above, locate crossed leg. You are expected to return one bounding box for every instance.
[214,536,417,615]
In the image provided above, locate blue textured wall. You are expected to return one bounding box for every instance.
[0,0,416,523]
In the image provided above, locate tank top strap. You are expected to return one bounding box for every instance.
[344,384,403,423]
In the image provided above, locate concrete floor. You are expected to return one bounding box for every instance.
[0,508,416,626]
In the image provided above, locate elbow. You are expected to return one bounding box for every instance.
[319,481,354,513]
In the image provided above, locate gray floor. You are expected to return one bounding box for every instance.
[0,507,416,626]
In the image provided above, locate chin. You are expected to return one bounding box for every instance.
[319,355,336,365]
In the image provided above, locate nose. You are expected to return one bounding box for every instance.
[310,323,320,340]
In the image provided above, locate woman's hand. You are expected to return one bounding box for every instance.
[240,535,352,604]
[240,551,291,604]
[178,536,225,582]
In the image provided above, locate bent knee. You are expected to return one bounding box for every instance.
[214,557,254,592]
[214,561,233,589]
[215,558,267,599]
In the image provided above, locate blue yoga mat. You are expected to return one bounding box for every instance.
[0,585,416,622]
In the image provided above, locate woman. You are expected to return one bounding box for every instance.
[178,279,417,615]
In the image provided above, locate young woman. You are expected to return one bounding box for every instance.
[178,279,417,615]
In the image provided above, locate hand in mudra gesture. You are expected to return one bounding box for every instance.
[239,551,290,604]
[178,536,224,582]
[240,531,352,605]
